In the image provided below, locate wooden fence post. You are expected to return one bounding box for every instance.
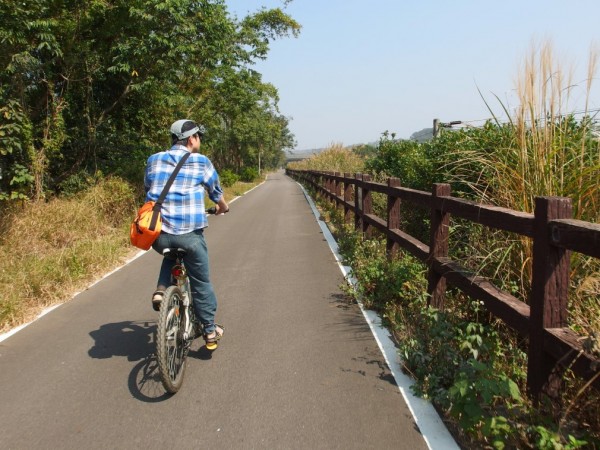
[528,196,572,401]
[387,177,401,258]
[317,171,323,197]
[354,173,362,231]
[334,172,342,210]
[330,172,335,205]
[362,174,373,237]
[427,183,451,309]
[317,172,323,199]
[344,172,353,225]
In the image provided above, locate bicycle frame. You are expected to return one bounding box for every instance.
[170,257,195,342]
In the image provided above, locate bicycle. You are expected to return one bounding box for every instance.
[155,207,223,394]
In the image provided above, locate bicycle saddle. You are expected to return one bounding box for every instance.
[163,248,187,260]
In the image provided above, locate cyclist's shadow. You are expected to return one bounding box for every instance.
[88,320,213,402]
[88,320,169,402]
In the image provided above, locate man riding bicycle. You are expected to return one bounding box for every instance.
[144,119,228,346]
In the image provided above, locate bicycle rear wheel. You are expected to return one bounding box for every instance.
[156,286,188,393]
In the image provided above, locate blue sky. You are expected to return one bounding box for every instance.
[226,0,600,150]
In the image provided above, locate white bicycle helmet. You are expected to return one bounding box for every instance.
[170,120,206,140]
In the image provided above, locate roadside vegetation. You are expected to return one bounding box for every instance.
[288,42,599,448]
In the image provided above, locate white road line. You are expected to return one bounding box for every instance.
[297,181,459,450]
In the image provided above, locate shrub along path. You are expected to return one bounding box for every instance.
[0,171,448,449]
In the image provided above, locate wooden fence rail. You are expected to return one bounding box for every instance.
[286,169,600,400]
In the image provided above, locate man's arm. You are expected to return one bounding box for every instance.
[202,157,229,214]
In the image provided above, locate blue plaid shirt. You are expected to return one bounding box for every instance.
[144,146,223,234]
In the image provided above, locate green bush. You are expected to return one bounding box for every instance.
[58,171,96,197]
[365,131,434,191]
[240,166,259,182]
[219,169,239,187]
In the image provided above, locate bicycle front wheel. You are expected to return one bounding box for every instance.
[156,286,188,393]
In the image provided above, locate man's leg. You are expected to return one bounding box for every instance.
[156,257,175,290]
[182,229,218,334]
[151,233,175,310]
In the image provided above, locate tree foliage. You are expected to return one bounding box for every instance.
[0,0,300,200]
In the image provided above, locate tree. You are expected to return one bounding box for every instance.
[201,64,294,171]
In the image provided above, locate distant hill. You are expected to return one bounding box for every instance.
[410,128,434,142]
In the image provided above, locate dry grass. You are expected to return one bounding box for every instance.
[510,42,599,336]
[511,41,599,220]
[0,177,138,331]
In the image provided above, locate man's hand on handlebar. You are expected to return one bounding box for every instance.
[215,205,229,215]
[207,198,229,215]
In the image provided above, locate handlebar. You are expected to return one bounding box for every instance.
[206,206,229,215]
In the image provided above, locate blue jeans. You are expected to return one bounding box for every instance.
[152,229,217,334]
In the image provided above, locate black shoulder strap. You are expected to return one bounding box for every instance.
[149,151,191,230]
[154,151,191,208]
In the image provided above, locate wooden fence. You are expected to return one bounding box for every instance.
[286,169,600,399]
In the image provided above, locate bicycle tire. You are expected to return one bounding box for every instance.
[156,286,188,393]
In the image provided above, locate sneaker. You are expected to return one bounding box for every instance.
[203,324,224,347]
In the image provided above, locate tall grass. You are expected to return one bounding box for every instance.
[440,41,600,335]
[511,42,598,220]
[445,42,599,220]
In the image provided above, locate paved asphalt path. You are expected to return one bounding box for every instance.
[0,171,431,449]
